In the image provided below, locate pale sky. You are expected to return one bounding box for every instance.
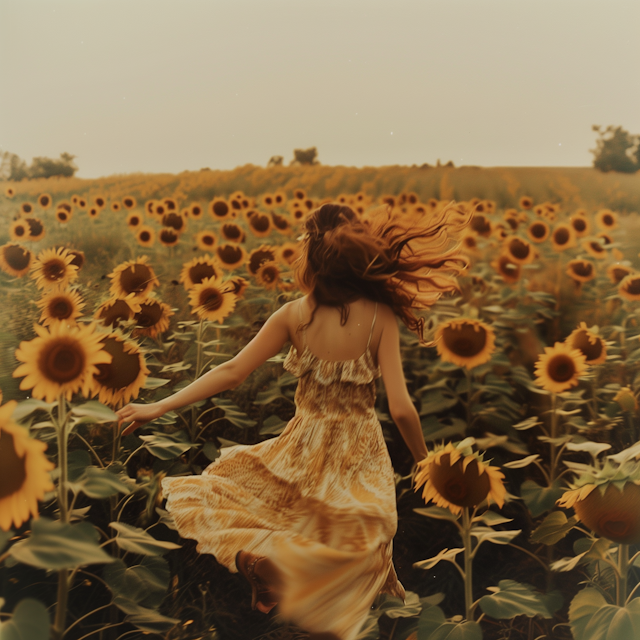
[1,0,639,178]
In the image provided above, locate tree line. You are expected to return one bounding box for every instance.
[0,150,78,181]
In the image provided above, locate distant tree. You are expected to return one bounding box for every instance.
[267,155,283,167]
[29,152,78,179]
[290,147,319,166]
[591,125,640,173]
[0,150,29,181]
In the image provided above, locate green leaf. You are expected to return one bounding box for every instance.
[503,454,540,469]
[530,511,578,545]
[111,596,180,634]
[71,401,118,423]
[212,398,257,429]
[9,518,115,570]
[142,377,170,389]
[520,479,565,518]
[413,506,459,522]
[470,527,521,546]
[202,441,220,461]
[511,416,540,431]
[254,386,286,406]
[479,580,555,619]
[0,530,13,555]
[68,466,134,499]
[0,598,50,640]
[377,591,422,618]
[476,511,513,526]
[414,548,464,571]
[424,620,483,640]
[103,556,171,609]
[66,449,92,482]
[139,433,198,460]
[417,604,447,638]
[10,399,56,422]
[109,522,181,556]
[259,414,287,435]
[569,587,640,640]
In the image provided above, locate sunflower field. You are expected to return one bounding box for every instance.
[1,164,640,640]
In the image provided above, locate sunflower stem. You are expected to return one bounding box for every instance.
[549,393,558,483]
[461,507,474,621]
[618,543,629,606]
[465,368,473,432]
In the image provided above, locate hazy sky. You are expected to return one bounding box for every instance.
[1,0,639,178]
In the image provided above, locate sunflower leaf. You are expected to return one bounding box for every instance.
[212,398,257,428]
[470,527,521,546]
[259,414,287,435]
[68,466,135,499]
[530,511,578,545]
[521,479,565,517]
[413,507,459,522]
[478,580,556,619]
[569,587,640,640]
[376,591,422,618]
[11,399,57,422]
[413,547,464,570]
[110,596,180,633]
[109,522,181,556]
[419,619,483,640]
[138,433,197,460]
[142,377,171,389]
[0,597,50,640]
[71,401,118,423]
[103,556,171,609]
[503,454,541,469]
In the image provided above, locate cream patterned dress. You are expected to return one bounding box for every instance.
[161,301,406,640]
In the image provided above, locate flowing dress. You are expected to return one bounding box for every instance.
[160,301,406,640]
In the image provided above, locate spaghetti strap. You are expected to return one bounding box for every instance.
[366,302,378,350]
[298,298,307,348]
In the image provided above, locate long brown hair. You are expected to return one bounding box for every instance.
[292,201,473,344]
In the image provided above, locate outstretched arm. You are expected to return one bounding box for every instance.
[116,302,292,435]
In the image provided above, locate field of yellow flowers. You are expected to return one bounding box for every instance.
[1,164,640,640]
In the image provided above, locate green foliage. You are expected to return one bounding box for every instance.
[291,146,319,165]
[0,149,78,181]
[591,125,640,174]
[0,598,50,640]
[569,588,640,640]
[478,580,560,620]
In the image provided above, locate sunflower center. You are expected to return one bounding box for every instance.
[272,213,290,230]
[120,264,152,294]
[572,262,593,278]
[43,259,67,281]
[572,218,587,232]
[94,338,141,389]
[611,267,631,283]
[160,230,178,244]
[4,245,31,270]
[14,225,26,237]
[140,231,151,242]
[470,215,491,236]
[202,234,215,246]
[624,278,640,296]
[442,323,488,358]
[547,354,576,382]
[200,288,223,311]
[249,249,275,274]
[218,245,243,264]
[430,454,491,508]
[603,214,614,226]
[163,213,184,231]
[571,330,603,362]
[508,238,530,260]
[68,251,84,269]
[251,215,270,233]
[261,266,278,283]
[135,302,163,327]
[27,219,44,236]
[189,263,217,285]
[40,339,85,383]
[0,430,27,499]
[530,222,547,239]
[553,228,570,245]
[222,224,242,240]
[99,299,133,327]
[212,201,229,218]
[129,216,141,227]
[588,241,605,253]
[50,298,73,319]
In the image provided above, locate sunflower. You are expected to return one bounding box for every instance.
[58,201,72,214]
[379,195,394,207]
[136,226,155,247]
[95,296,141,328]
[619,274,640,301]
[108,256,160,301]
[491,253,521,283]
[566,259,596,283]
[277,242,302,266]
[30,247,79,290]
[518,196,533,210]
[111,201,121,212]
[550,224,576,251]
[0,400,55,532]
[180,255,223,290]
[71,195,79,205]
[55,209,71,223]
[526,220,550,243]
[504,237,534,265]
[221,222,246,243]
[158,229,179,247]
[24,218,45,242]
[216,243,247,270]
[293,189,306,201]
[37,288,85,327]
[262,193,275,208]
[566,322,606,365]
[162,212,186,233]
[0,243,33,277]
[9,219,30,242]
[122,196,137,209]
[255,261,281,290]
[583,238,607,260]
[132,298,174,338]
[13,322,111,402]
[37,193,52,209]
[126,212,143,229]
[94,196,106,209]
[195,230,218,251]
[5,186,15,198]
[434,319,496,370]
[273,191,287,206]
[145,199,157,216]
[77,198,87,210]
[67,249,85,271]
[569,215,590,237]
[188,277,237,323]
[271,211,292,235]
[597,232,614,247]
[92,333,149,408]
[190,203,203,219]
[469,214,492,237]
[163,197,177,212]
[247,212,273,237]
[154,203,166,218]
[290,207,307,225]
[88,207,100,219]
[209,197,231,221]
[607,264,635,285]
[595,209,618,231]
[227,276,249,298]
[413,441,506,515]
[20,202,33,216]
[248,245,277,275]
[534,342,587,394]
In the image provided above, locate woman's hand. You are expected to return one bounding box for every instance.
[116,402,164,437]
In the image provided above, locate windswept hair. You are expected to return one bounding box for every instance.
[293,201,473,345]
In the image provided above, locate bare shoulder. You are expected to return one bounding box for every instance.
[375,301,396,328]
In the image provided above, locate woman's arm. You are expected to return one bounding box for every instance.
[116,302,292,435]
[377,305,429,464]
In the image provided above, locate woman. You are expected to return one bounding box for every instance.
[116,201,471,640]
